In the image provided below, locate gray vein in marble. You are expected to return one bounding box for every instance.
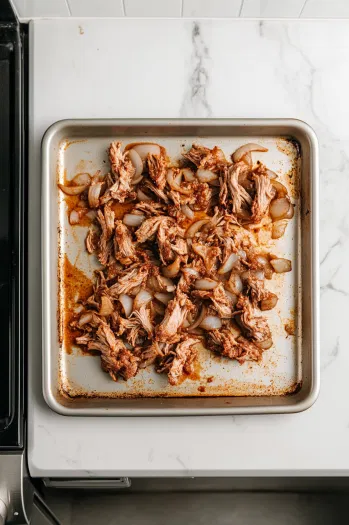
[320,239,341,266]
[322,337,339,370]
[180,22,212,118]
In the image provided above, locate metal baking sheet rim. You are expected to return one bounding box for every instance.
[41,118,320,416]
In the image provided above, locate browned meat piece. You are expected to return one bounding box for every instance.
[251,174,275,223]
[137,341,166,368]
[184,144,227,173]
[147,153,167,190]
[227,163,253,217]
[157,337,199,385]
[144,180,169,203]
[235,295,271,343]
[85,228,99,254]
[87,322,139,381]
[157,220,186,265]
[108,263,150,296]
[156,291,192,343]
[100,142,135,204]
[135,216,168,243]
[244,273,278,310]
[219,166,229,207]
[207,328,263,364]
[132,201,165,216]
[96,209,112,266]
[191,181,212,211]
[131,305,153,337]
[192,242,221,274]
[192,283,235,318]
[114,220,137,265]
[148,266,176,292]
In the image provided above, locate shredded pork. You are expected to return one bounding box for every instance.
[60,140,294,385]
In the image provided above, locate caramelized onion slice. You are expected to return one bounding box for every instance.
[72,173,91,186]
[185,218,210,238]
[58,183,88,196]
[88,182,103,208]
[272,220,288,239]
[194,279,218,290]
[196,169,218,183]
[119,294,133,317]
[270,258,292,273]
[167,169,191,195]
[137,189,152,202]
[270,198,291,220]
[154,292,173,305]
[182,168,195,182]
[218,252,239,274]
[131,143,161,161]
[127,149,143,177]
[260,293,278,311]
[200,316,222,331]
[232,143,268,163]
[99,295,114,316]
[123,214,145,227]
[69,210,80,225]
[133,290,153,311]
[181,204,194,219]
[162,256,181,278]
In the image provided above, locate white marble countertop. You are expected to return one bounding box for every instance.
[28,18,348,477]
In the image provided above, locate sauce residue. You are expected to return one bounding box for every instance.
[62,254,93,354]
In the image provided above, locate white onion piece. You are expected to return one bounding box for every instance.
[232,143,268,163]
[194,279,218,290]
[119,294,133,317]
[228,273,243,294]
[285,203,294,219]
[185,218,210,238]
[271,179,288,198]
[187,306,206,331]
[58,183,88,196]
[238,249,246,260]
[72,173,91,186]
[133,290,153,311]
[78,313,93,326]
[182,267,200,278]
[161,276,176,292]
[266,169,278,179]
[242,151,252,166]
[131,143,161,161]
[225,290,238,306]
[200,316,222,331]
[174,171,183,185]
[86,210,97,220]
[132,174,143,185]
[196,169,218,183]
[69,210,80,225]
[162,256,181,278]
[256,337,273,350]
[182,168,195,182]
[218,252,239,274]
[99,295,114,316]
[154,292,173,305]
[123,213,145,227]
[272,220,288,239]
[181,204,194,219]
[127,149,143,177]
[137,188,152,202]
[88,182,103,208]
[270,198,290,220]
[260,293,278,311]
[270,258,292,273]
[167,169,191,195]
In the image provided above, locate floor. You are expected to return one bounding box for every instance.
[44,491,349,524]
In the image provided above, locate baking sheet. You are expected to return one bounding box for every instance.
[42,119,319,415]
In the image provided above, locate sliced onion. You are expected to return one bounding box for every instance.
[133,290,153,311]
[200,316,222,331]
[86,210,97,220]
[252,270,265,280]
[196,169,218,183]
[238,249,247,260]
[228,272,243,295]
[185,218,210,238]
[131,143,161,161]
[132,174,143,185]
[232,143,268,163]
[225,290,238,306]
[218,252,239,274]
[163,256,181,278]
[119,294,133,317]
[123,213,145,227]
[194,278,218,290]
[272,220,288,239]
[69,210,80,225]
[285,203,294,219]
[167,169,191,195]
[78,313,93,326]
[270,198,291,220]
[58,183,88,196]
[181,204,194,219]
[242,151,252,166]
[182,168,195,182]
[187,306,206,331]
[99,295,114,316]
[266,169,278,179]
[256,337,273,350]
[174,171,183,185]
[271,179,288,198]
[260,293,278,311]
[88,182,103,208]
[72,173,91,186]
[127,149,143,177]
[182,267,200,278]
[270,258,292,273]
[254,255,273,280]
[160,276,175,292]
[137,188,152,201]
[154,292,173,305]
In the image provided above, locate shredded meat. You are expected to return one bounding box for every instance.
[60,139,294,384]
